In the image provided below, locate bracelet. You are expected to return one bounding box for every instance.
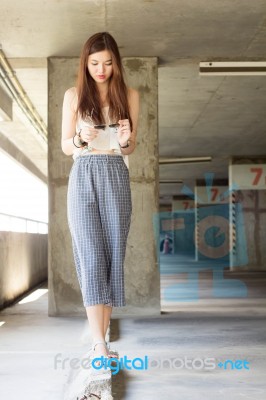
[119,140,130,148]
[73,135,82,148]
[76,128,87,146]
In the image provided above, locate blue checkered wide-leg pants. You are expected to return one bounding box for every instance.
[67,154,132,307]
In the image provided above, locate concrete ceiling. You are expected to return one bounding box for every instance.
[0,0,266,198]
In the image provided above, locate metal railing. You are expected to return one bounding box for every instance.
[0,212,48,233]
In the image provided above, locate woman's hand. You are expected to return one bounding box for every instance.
[79,126,99,145]
[117,119,131,146]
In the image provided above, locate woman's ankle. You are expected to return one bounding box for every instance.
[92,341,108,357]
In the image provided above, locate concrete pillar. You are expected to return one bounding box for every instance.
[195,179,229,262]
[171,195,195,256]
[48,57,160,317]
[229,157,266,271]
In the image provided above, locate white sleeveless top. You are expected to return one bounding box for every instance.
[73,106,129,168]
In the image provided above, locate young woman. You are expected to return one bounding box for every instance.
[61,32,139,373]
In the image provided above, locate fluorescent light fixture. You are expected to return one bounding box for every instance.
[0,49,47,143]
[199,61,266,76]
[159,180,183,184]
[0,321,6,327]
[159,157,212,165]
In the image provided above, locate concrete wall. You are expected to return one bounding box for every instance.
[48,57,160,317]
[0,232,48,309]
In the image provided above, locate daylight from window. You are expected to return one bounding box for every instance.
[0,150,48,233]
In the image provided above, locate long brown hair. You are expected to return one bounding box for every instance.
[75,32,132,129]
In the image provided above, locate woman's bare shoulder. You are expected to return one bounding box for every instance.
[127,87,139,98]
[64,86,77,98]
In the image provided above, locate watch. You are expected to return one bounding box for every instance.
[119,140,130,148]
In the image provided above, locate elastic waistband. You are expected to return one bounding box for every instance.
[74,154,124,164]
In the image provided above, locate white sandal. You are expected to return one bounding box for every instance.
[89,341,111,377]
[105,342,119,359]
[79,391,113,400]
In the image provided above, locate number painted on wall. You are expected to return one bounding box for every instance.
[230,164,266,190]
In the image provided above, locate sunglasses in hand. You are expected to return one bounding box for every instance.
[94,123,120,130]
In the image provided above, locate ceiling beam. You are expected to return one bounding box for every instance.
[7,58,47,69]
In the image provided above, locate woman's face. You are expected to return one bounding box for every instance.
[87,50,113,84]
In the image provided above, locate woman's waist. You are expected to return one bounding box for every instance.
[73,147,123,160]
[80,149,121,155]
[73,152,126,166]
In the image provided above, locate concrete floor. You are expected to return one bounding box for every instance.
[160,252,266,312]
[1,272,266,400]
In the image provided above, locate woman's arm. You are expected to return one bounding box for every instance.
[61,87,81,155]
[119,87,140,156]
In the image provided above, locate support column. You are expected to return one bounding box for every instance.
[172,195,195,256]
[229,157,266,271]
[195,179,229,262]
[48,57,160,317]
